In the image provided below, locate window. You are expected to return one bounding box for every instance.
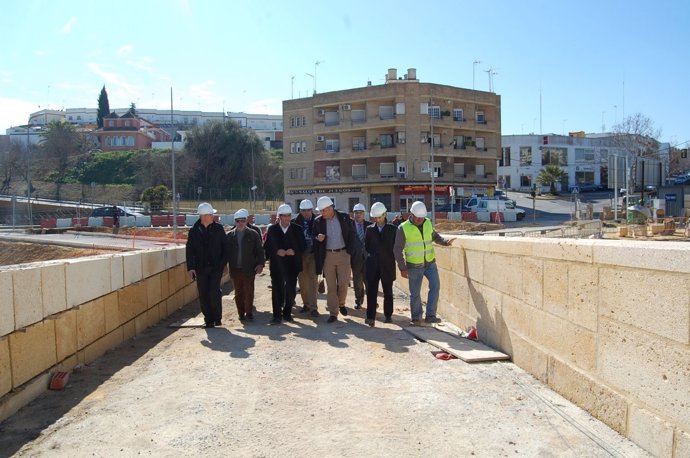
[351,110,366,123]
[428,105,441,118]
[290,117,295,128]
[371,193,392,211]
[599,149,609,163]
[475,164,485,178]
[395,102,405,115]
[454,163,465,178]
[520,146,532,166]
[326,139,340,153]
[121,136,126,146]
[396,131,406,144]
[431,134,441,147]
[124,120,130,127]
[520,175,532,187]
[419,102,429,114]
[325,166,340,181]
[453,135,464,149]
[289,168,306,179]
[380,162,395,178]
[421,132,430,144]
[301,141,307,153]
[106,136,112,146]
[476,110,486,124]
[325,111,339,126]
[380,134,394,148]
[379,106,394,120]
[476,137,485,151]
[396,161,407,176]
[352,164,367,179]
[352,136,366,151]
[296,142,302,153]
[302,116,306,126]
[453,109,464,121]
[290,142,298,154]
[348,198,360,211]
[127,136,134,146]
[108,120,114,127]
[575,148,595,162]
[68,116,73,121]
[542,147,567,166]
[575,170,595,183]
[500,147,511,166]
[432,161,442,177]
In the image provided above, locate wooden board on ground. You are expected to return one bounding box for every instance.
[168,316,206,328]
[404,325,510,363]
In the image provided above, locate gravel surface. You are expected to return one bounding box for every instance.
[0,273,649,457]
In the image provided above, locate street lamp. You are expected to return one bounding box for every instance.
[429,95,436,224]
[472,60,481,90]
[26,123,32,226]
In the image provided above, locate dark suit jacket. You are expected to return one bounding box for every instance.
[351,219,372,268]
[185,220,227,273]
[226,227,264,275]
[263,222,307,275]
[313,210,355,274]
[364,222,398,283]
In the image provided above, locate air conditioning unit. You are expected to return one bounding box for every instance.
[317,109,325,115]
[316,135,325,142]
[342,104,352,111]
[421,137,429,144]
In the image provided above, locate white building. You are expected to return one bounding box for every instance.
[498,133,667,192]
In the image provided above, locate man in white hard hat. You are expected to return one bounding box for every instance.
[393,201,453,326]
[351,203,371,310]
[264,204,307,324]
[313,196,355,323]
[363,202,398,327]
[226,208,265,322]
[185,202,227,328]
[292,199,319,317]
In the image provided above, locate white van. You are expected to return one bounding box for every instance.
[475,198,525,221]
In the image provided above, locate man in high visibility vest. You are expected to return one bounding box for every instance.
[393,201,454,326]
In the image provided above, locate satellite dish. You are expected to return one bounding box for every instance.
[250,185,258,191]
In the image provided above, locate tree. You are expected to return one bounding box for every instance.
[128,102,137,116]
[184,120,270,199]
[612,113,661,190]
[40,120,85,199]
[141,184,170,213]
[97,85,110,128]
[537,165,568,194]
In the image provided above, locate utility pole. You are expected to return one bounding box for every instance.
[430,93,436,224]
[171,87,177,239]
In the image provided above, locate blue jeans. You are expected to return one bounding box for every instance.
[407,262,440,321]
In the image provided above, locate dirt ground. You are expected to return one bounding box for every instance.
[0,241,115,266]
[0,273,648,457]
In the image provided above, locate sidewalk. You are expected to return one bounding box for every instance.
[0,273,648,457]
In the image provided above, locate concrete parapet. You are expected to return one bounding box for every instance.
[433,236,690,457]
[0,271,15,337]
[65,256,112,307]
[0,246,194,424]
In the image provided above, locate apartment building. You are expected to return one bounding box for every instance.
[282,68,502,212]
[498,133,668,192]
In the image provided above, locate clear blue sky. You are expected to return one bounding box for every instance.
[1,0,688,146]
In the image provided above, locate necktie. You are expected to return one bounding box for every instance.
[357,223,364,242]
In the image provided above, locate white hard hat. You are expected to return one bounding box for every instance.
[410,201,427,218]
[197,202,216,215]
[234,208,249,220]
[299,199,314,210]
[353,203,366,212]
[370,202,387,218]
[277,203,293,215]
[316,196,334,211]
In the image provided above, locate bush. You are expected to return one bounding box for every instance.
[141,184,170,213]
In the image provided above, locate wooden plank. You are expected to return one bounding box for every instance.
[168,316,206,328]
[404,325,510,363]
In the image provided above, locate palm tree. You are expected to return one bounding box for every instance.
[537,165,568,194]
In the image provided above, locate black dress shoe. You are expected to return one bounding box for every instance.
[327,315,337,323]
[310,309,320,317]
[270,317,282,325]
[215,320,222,326]
[239,314,246,321]
[203,322,215,328]
[354,303,362,310]
[339,306,348,316]
[298,306,309,314]
[384,316,393,323]
[246,314,254,321]
[283,315,295,322]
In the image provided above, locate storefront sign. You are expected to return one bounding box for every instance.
[288,187,362,195]
[400,185,449,193]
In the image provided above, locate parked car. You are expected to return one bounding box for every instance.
[673,175,690,185]
[569,183,599,193]
[90,206,144,218]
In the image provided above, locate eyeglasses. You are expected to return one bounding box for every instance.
[235,219,247,223]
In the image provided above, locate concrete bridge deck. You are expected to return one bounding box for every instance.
[0,273,648,457]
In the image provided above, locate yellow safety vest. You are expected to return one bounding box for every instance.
[401,219,435,264]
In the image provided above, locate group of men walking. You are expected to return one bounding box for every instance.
[185,197,453,328]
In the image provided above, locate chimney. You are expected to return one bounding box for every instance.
[407,68,417,80]
[387,68,397,81]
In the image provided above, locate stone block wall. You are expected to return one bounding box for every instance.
[0,246,196,422]
[398,237,690,458]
